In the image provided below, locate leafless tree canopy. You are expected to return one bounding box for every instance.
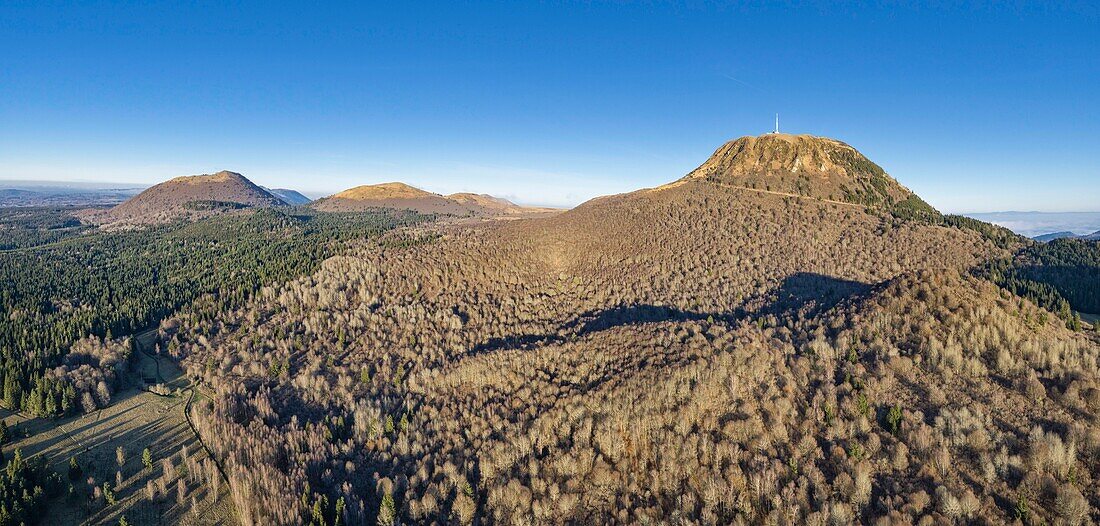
[160,182,1097,525]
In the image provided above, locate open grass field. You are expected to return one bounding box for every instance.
[1,331,236,525]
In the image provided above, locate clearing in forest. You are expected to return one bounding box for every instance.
[0,331,234,525]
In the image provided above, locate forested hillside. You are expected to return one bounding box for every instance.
[984,238,1100,329]
[142,137,1099,525]
[1011,238,1100,314]
[150,171,1095,525]
[0,207,92,250]
[0,208,426,420]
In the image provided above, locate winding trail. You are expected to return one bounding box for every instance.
[183,382,230,483]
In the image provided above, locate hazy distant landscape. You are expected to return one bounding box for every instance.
[0,181,145,207]
[965,211,1100,239]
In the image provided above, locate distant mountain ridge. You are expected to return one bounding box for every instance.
[0,189,37,199]
[1034,230,1100,242]
[0,181,142,207]
[310,182,555,217]
[965,211,1100,238]
[1033,231,1080,242]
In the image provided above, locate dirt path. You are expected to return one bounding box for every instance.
[704,180,866,208]
[183,385,230,484]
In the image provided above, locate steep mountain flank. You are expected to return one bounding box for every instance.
[681,133,939,219]
[91,171,284,224]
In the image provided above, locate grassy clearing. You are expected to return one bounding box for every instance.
[1,331,235,525]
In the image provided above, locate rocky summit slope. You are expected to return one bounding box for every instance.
[311,182,554,217]
[89,170,285,225]
[681,133,939,219]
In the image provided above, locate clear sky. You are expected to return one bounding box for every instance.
[2,2,1097,211]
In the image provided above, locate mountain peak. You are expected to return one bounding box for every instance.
[687,133,878,180]
[681,133,934,215]
[92,170,284,224]
[168,170,248,185]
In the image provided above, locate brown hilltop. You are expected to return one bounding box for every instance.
[446,192,560,215]
[310,182,473,214]
[89,170,285,225]
[330,182,435,201]
[446,192,526,213]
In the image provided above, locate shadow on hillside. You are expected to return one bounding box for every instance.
[468,272,871,355]
[469,333,566,355]
[749,272,871,319]
[568,304,737,335]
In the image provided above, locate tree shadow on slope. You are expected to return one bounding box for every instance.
[469,272,871,355]
[747,271,872,320]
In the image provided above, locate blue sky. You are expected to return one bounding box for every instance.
[1,2,1097,211]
